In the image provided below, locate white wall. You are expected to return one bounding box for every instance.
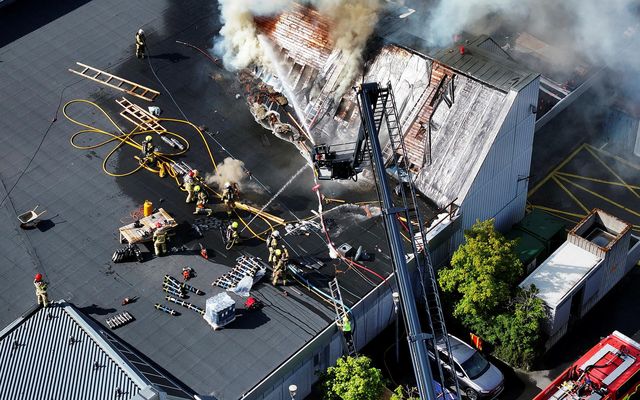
[454,78,539,251]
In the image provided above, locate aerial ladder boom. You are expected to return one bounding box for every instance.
[313,82,460,400]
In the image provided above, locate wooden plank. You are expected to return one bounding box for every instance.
[118,208,177,244]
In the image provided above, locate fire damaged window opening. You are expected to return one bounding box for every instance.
[334,97,357,122]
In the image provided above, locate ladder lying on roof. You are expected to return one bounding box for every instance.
[68,62,160,102]
[328,277,356,356]
[116,97,166,133]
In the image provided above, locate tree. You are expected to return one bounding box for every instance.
[492,285,548,370]
[391,385,420,400]
[438,219,523,326]
[321,356,383,400]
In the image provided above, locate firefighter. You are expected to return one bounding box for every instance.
[221,181,238,217]
[135,29,146,59]
[266,230,280,264]
[34,273,49,308]
[153,222,167,256]
[140,135,155,164]
[193,185,212,216]
[226,221,239,247]
[183,170,197,203]
[341,314,353,348]
[271,248,288,286]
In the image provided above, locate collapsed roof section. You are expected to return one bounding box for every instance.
[252,3,537,208]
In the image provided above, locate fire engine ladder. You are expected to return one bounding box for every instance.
[116,98,166,133]
[375,83,461,397]
[69,62,160,102]
[328,278,356,356]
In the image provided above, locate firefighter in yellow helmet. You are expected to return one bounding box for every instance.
[226,221,239,248]
[140,135,155,164]
[193,185,212,216]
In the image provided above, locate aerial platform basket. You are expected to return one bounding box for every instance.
[18,206,46,228]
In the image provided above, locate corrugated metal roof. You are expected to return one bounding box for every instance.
[431,40,538,93]
[255,3,333,70]
[0,302,143,399]
[0,302,193,400]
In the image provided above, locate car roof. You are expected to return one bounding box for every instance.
[438,335,476,364]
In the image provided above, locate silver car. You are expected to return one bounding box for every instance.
[431,335,504,400]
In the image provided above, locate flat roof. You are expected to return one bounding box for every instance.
[520,242,601,308]
[0,1,395,398]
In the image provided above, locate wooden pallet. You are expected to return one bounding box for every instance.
[68,62,160,101]
[116,97,166,133]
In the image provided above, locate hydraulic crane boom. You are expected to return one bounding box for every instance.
[312,82,459,400]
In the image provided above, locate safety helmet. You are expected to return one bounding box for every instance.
[271,230,280,237]
[34,273,43,282]
[188,170,194,177]
[192,169,198,176]
[343,315,349,323]
[194,185,201,192]
[275,249,282,256]
[156,222,163,229]
[145,135,152,142]
[138,29,144,35]
[231,221,239,229]
[224,182,231,188]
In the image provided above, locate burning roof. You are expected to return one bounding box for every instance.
[250,2,537,207]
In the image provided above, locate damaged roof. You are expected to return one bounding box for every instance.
[253,2,537,208]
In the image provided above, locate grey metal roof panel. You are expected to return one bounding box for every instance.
[431,39,539,93]
[0,302,143,400]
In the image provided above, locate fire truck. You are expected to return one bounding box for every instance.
[534,331,640,400]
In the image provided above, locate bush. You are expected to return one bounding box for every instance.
[391,385,420,400]
[321,356,383,400]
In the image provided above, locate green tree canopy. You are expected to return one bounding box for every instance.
[493,285,548,370]
[438,219,523,323]
[321,356,383,400]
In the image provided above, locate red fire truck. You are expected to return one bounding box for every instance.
[534,331,640,400]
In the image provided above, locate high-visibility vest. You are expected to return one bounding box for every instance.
[342,318,351,332]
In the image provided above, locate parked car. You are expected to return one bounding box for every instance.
[429,335,504,400]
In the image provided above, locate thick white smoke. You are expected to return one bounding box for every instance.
[205,157,247,189]
[214,0,382,94]
[424,0,640,70]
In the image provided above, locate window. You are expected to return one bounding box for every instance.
[460,351,490,380]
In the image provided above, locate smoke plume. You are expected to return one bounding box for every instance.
[205,157,247,189]
[214,0,382,95]
[423,0,640,70]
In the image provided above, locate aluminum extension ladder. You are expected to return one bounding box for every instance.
[328,278,356,356]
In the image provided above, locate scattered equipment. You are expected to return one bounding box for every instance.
[18,206,46,229]
[119,208,176,244]
[116,97,166,133]
[165,296,205,315]
[154,304,178,316]
[244,296,263,311]
[164,275,204,296]
[111,244,143,263]
[203,293,236,330]
[211,255,267,294]
[105,312,134,329]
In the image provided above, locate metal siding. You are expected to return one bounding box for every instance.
[551,299,571,336]
[516,79,540,123]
